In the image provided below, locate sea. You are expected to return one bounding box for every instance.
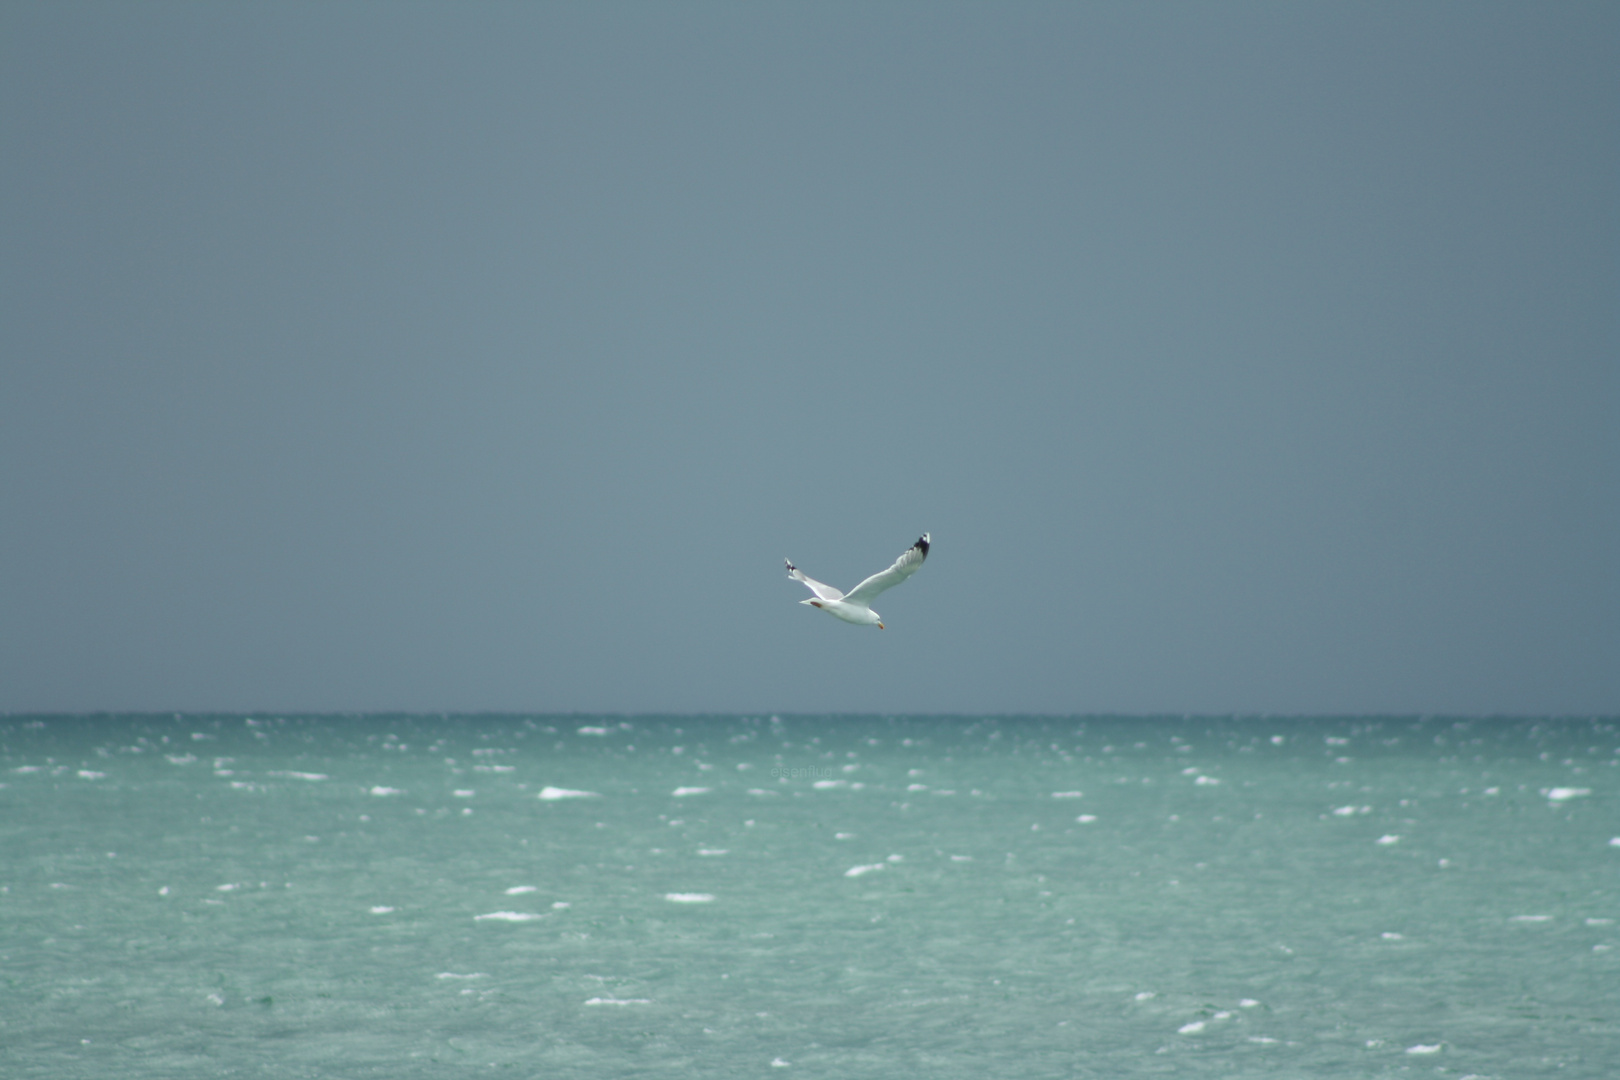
[1,714,1615,1078]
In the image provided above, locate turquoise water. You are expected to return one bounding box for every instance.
[2,715,1616,1077]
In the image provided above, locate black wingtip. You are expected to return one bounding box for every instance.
[915,533,930,556]
[784,559,796,573]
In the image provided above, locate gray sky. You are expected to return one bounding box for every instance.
[2,3,1615,715]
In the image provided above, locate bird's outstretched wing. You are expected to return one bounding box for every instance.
[842,534,930,606]
[785,559,844,601]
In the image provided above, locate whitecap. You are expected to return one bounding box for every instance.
[1052,791,1083,799]
[1134,991,1155,1001]
[950,855,973,862]
[813,779,848,789]
[1376,835,1400,845]
[1509,914,1552,922]
[1610,837,1620,847]
[166,754,197,765]
[1195,775,1220,786]
[77,770,105,780]
[1381,932,1404,940]
[1405,1043,1443,1054]
[1248,1036,1278,1044]
[1586,917,1613,925]
[539,786,600,800]
[1239,999,1259,1008]
[1332,805,1357,816]
[664,893,715,903]
[435,972,487,980]
[1077,814,1097,823]
[585,996,651,1005]
[844,864,885,878]
[370,906,395,914]
[1178,1020,1206,1034]
[369,786,402,796]
[672,787,710,797]
[453,790,475,798]
[505,885,538,895]
[835,832,855,840]
[698,849,728,856]
[577,727,609,736]
[907,783,928,792]
[552,901,570,909]
[771,1058,790,1068]
[475,911,544,922]
[269,771,327,781]
[1547,787,1590,802]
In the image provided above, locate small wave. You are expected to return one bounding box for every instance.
[539,786,600,800]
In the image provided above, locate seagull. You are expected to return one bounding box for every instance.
[785,534,930,629]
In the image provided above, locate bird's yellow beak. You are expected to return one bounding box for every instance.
[878,623,885,630]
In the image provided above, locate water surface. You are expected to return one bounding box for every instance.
[2,714,1615,1077]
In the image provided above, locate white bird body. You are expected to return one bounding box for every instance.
[799,596,885,626]
[785,534,930,630]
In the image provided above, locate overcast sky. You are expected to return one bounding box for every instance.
[2,3,1615,715]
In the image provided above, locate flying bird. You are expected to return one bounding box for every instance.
[784,534,930,629]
